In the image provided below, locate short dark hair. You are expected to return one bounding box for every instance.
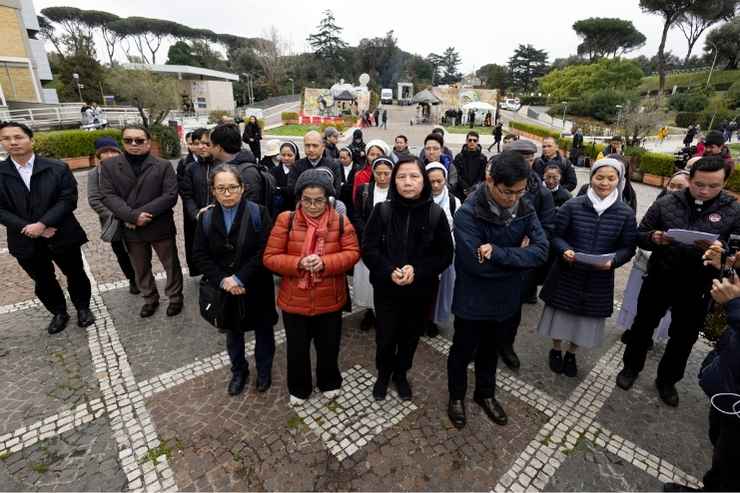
[208,164,243,189]
[466,131,479,140]
[543,163,562,174]
[395,134,408,143]
[184,131,193,141]
[489,151,530,186]
[424,133,444,148]
[0,121,33,138]
[396,155,421,168]
[432,127,445,136]
[122,124,151,139]
[191,127,209,141]
[210,124,242,154]
[690,156,731,180]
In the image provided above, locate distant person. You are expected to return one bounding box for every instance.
[701,130,735,169]
[348,129,367,166]
[381,109,388,129]
[570,127,584,165]
[351,139,389,202]
[289,131,343,194]
[542,164,572,208]
[683,124,698,147]
[271,142,300,215]
[373,108,380,127]
[0,122,94,334]
[323,127,340,161]
[533,136,578,192]
[390,135,411,164]
[453,131,487,199]
[468,109,476,128]
[488,122,503,153]
[242,115,262,160]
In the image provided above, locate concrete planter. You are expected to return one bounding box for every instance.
[65,155,94,170]
[642,173,668,187]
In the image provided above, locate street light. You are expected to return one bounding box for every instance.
[615,104,623,131]
[288,78,294,96]
[72,72,83,102]
[706,41,719,90]
[560,101,568,129]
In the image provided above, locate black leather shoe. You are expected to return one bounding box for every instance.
[76,309,95,328]
[256,376,271,393]
[448,399,466,429]
[549,349,563,374]
[360,310,375,332]
[228,372,248,396]
[662,482,699,492]
[499,344,521,370]
[372,378,388,401]
[656,380,679,407]
[474,396,508,425]
[128,280,140,295]
[426,322,439,338]
[393,374,412,401]
[616,367,638,390]
[563,352,578,378]
[140,301,159,318]
[166,302,183,317]
[47,313,70,335]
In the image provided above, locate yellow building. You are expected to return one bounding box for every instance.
[0,0,56,107]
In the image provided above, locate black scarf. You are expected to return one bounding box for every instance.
[124,152,149,177]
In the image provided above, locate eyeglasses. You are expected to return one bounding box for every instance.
[214,185,242,195]
[123,138,147,145]
[495,184,527,198]
[301,197,327,207]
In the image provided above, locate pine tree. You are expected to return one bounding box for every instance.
[508,44,549,93]
[307,10,348,67]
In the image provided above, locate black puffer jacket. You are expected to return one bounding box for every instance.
[179,158,215,221]
[362,166,453,299]
[348,129,366,165]
[453,145,487,198]
[640,189,740,284]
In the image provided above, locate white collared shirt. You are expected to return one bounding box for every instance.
[11,153,35,191]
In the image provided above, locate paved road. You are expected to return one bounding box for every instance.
[0,139,712,492]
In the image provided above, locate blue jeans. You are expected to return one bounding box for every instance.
[226,323,275,378]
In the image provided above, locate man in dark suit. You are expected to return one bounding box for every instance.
[0,122,94,334]
[100,125,183,318]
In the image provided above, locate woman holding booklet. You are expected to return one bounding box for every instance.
[536,158,638,377]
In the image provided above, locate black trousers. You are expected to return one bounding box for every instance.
[16,242,92,315]
[374,292,428,380]
[447,314,520,400]
[283,310,342,399]
[622,272,708,385]
[110,240,135,282]
[225,323,275,378]
[703,405,740,491]
[248,141,261,160]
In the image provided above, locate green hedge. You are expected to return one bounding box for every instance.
[34,129,122,160]
[509,121,560,139]
[281,112,299,123]
[319,122,346,133]
[149,124,181,159]
[639,151,675,177]
[668,93,709,112]
[556,136,606,160]
[675,112,701,128]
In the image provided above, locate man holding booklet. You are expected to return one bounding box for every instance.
[617,156,740,407]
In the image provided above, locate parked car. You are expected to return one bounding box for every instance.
[499,98,521,111]
[381,88,393,105]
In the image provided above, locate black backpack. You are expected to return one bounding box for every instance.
[241,162,278,218]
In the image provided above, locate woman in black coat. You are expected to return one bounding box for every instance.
[271,142,300,215]
[192,164,277,396]
[538,158,637,377]
[242,116,262,160]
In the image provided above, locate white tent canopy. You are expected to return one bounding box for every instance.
[462,101,496,112]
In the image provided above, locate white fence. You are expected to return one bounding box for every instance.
[5,103,142,130]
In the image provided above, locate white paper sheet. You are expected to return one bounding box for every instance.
[574,252,616,267]
[664,229,719,246]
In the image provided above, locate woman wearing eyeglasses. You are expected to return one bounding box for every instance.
[263,168,360,406]
[191,164,277,397]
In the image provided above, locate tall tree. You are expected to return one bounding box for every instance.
[80,10,121,65]
[704,17,740,70]
[106,68,180,127]
[639,0,714,97]
[253,27,288,96]
[40,6,92,57]
[439,47,462,84]
[166,41,195,65]
[572,18,647,60]
[676,0,738,64]
[306,10,348,73]
[37,15,64,57]
[425,53,444,84]
[356,31,400,88]
[476,63,512,92]
[508,44,549,93]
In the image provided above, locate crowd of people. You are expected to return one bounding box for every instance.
[1,117,739,491]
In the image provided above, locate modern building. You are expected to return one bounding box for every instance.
[122,63,238,113]
[0,0,57,108]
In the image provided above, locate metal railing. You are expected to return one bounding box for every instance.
[4,104,142,130]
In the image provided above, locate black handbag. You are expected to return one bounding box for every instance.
[198,203,256,329]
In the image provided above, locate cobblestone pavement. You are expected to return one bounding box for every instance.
[0,162,716,491]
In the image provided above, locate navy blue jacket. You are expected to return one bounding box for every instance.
[699,298,740,399]
[539,194,637,318]
[452,185,549,321]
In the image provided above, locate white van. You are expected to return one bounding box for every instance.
[381,88,393,105]
[500,98,521,111]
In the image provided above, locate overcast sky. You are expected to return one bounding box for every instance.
[33,0,712,74]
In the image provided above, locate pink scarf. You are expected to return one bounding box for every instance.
[297,206,329,289]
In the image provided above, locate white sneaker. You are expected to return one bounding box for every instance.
[323,389,341,400]
[289,395,306,407]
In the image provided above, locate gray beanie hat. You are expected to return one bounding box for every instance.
[294,167,336,197]
[504,139,538,155]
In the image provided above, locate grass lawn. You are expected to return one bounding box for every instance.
[263,124,321,136]
[730,143,740,159]
[638,69,740,93]
[444,125,496,135]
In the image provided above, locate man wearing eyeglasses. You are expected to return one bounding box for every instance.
[100,125,184,318]
[453,131,487,199]
[447,151,548,429]
[533,136,577,192]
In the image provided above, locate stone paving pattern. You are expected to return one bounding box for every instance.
[0,119,719,491]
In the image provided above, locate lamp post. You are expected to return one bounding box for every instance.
[706,41,719,90]
[72,73,83,102]
[560,101,568,129]
[615,104,623,132]
[288,78,294,96]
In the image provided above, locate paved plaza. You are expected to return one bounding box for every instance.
[0,148,716,491]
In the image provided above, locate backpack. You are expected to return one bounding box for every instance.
[241,162,278,218]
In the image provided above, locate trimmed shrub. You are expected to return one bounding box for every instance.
[319,122,346,134]
[281,111,299,123]
[639,151,674,177]
[519,95,548,106]
[34,129,122,159]
[149,124,181,159]
[623,146,646,158]
[668,92,709,112]
[207,110,232,124]
[509,121,560,139]
[675,112,701,128]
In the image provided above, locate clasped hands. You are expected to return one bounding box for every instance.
[126,212,153,230]
[299,254,324,273]
[21,222,56,239]
[221,276,245,295]
[391,265,414,285]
